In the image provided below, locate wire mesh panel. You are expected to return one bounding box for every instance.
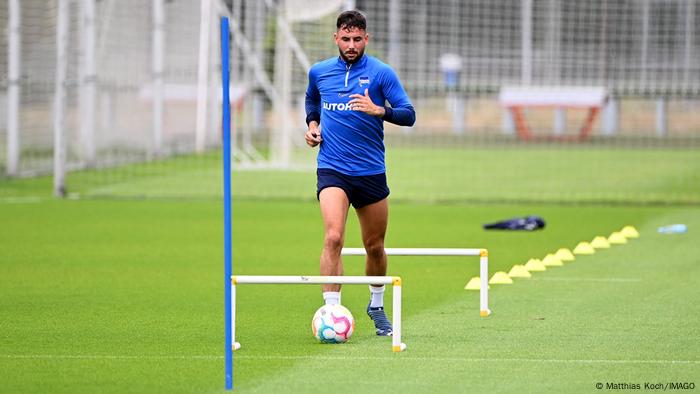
[355,0,700,96]
[0,1,7,172]
[2,0,699,203]
[0,1,60,177]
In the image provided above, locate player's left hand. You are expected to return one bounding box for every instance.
[349,89,385,117]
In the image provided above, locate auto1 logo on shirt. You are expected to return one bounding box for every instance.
[323,76,372,112]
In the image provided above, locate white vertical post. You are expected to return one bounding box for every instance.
[7,0,21,176]
[53,0,69,197]
[683,0,694,87]
[545,0,561,84]
[521,0,533,85]
[152,0,165,157]
[237,3,260,160]
[554,108,566,136]
[230,0,244,163]
[479,251,490,317]
[231,281,240,350]
[387,0,400,69]
[209,2,220,151]
[196,0,212,153]
[641,1,649,84]
[392,279,405,352]
[252,0,266,131]
[502,109,515,135]
[448,0,459,50]
[602,98,618,136]
[440,53,463,135]
[450,93,465,135]
[272,1,292,167]
[655,98,667,137]
[79,0,96,165]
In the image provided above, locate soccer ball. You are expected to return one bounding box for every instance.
[311,304,355,343]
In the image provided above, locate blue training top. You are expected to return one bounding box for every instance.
[305,54,415,176]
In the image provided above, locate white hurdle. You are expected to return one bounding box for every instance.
[231,275,407,352]
[342,248,491,317]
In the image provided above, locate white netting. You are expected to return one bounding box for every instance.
[0,1,7,166]
[1,0,699,203]
[355,0,700,95]
[1,1,59,176]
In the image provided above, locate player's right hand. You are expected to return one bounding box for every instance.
[305,127,322,147]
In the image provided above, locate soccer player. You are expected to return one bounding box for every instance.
[304,10,416,336]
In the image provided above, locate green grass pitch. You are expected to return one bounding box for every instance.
[5,146,696,204]
[1,196,699,393]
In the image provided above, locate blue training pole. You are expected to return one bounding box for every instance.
[221,16,233,391]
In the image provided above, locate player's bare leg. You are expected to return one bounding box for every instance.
[319,187,350,305]
[356,198,392,335]
[357,198,388,277]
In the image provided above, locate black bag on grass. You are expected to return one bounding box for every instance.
[483,216,545,231]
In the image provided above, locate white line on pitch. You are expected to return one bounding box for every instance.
[234,355,697,365]
[0,197,43,204]
[2,354,697,365]
[530,277,641,283]
[0,354,220,360]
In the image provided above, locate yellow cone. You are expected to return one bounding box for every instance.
[555,248,575,261]
[608,231,627,244]
[621,225,639,238]
[573,242,595,255]
[508,265,532,278]
[489,271,513,284]
[464,277,489,290]
[524,258,547,271]
[542,254,564,267]
[591,236,611,249]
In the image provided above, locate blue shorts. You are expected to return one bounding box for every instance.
[317,168,390,208]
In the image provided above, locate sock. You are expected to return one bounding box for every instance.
[369,285,385,308]
[323,291,340,305]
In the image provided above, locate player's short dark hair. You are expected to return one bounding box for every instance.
[337,10,366,31]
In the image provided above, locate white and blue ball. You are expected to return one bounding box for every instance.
[311,304,355,343]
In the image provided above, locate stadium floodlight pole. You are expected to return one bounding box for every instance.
[342,248,491,317]
[230,276,407,353]
[221,16,234,391]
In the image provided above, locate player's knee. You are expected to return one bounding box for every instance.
[324,231,344,251]
[364,241,385,259]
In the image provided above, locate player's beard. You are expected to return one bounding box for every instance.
[339,47,364,64]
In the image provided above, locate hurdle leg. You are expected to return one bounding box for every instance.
[392,277,407,352]
[231,280,241,350]
[479,250,491,317]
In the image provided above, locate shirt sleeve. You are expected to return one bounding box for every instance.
[305,66,321,126]
[380,66,416,127]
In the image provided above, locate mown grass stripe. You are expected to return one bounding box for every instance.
[3,354,697,365]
